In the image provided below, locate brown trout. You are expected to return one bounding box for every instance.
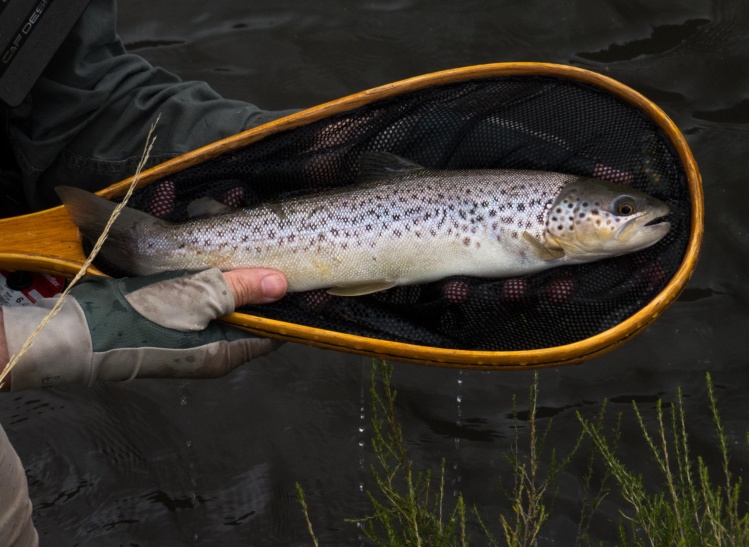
[57,152,670,295]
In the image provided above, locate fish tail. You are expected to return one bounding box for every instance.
[56,186,159,274]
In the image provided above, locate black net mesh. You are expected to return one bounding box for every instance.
[111,75,690,351]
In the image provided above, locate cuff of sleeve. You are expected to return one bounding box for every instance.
[4,298,93,391]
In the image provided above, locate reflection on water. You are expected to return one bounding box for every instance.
[2,0,747,544]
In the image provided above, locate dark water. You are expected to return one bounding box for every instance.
[2,0,747,544]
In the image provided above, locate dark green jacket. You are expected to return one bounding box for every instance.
[0,0,293,214]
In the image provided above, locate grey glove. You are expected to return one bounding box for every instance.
[4,269,278,391]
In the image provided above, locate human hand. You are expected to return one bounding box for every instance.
[3,268,287,391]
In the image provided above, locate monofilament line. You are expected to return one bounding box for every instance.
[0,115,161,390]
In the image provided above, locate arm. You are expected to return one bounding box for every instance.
[5,0,297,210]
[0,268,287,392]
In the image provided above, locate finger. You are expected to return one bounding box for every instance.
[223,269,288,307]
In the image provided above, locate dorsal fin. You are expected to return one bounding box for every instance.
[356,151,425,184]
[186,196,234,218]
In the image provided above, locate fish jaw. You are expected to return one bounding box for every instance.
[614,202,671,250]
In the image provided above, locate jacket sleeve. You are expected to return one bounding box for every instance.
[4,0,296,210]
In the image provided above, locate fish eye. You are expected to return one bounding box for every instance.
[613,196,636,216]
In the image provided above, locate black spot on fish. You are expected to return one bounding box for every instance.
[463,237,470,246]
[517,203,526,211]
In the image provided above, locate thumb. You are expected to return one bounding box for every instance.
[223,269,288,307]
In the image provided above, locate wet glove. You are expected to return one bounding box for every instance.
[4,269,285,391]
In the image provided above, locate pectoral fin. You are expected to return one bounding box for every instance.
[523,232,565,260]
[327,281,397,296]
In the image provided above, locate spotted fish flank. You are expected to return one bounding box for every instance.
[57,152,670,295]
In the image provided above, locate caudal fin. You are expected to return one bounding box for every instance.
[56,186,159,274]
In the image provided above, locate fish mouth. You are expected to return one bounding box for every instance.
[616,205,671,247]
[643,209,670,228]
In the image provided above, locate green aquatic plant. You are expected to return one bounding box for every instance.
[295,481,320,547]
[476,372,583,547]
[578,373,749,546]
[353,360,468,547]
[575,399,618,547]
[297,366,749,546]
